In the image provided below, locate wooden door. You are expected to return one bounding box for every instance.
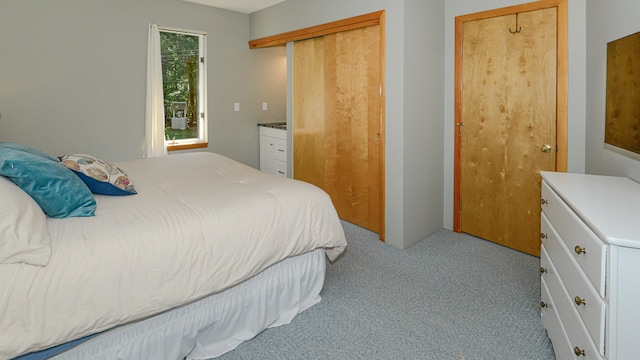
[293,25,382,234]
[456,6,560,256]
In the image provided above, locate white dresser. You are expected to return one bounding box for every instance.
[540,171,640,360]
[259,124,287,177]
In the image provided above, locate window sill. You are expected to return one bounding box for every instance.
[167,141,208,152]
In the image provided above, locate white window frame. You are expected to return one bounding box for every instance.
[159,26,208,149]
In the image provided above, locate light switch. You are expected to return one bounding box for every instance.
[234,103,240,112]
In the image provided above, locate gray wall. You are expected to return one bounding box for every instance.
[0,0,286,167]
[251,0,592,247]
[585,0,640,181]
[403,0,445,249]
[251,0,446,249]
[3,0,638,249]
[265,0,640,246]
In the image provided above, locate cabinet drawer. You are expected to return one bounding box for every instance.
[541,181,606,296]
[541,245,602,360]
[273,138,287,161]
[274,160,287,177]
[541,214,605,354]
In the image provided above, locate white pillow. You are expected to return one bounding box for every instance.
[0,175,52,266]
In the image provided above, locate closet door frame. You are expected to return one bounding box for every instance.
[453,0,568,233]
[249,11,387,240]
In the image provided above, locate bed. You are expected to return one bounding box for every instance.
[0,146,347,359]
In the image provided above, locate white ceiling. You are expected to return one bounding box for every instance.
[181,0,286,14]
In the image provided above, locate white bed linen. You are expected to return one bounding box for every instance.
[52,248,326,360]
[0,152,346,358]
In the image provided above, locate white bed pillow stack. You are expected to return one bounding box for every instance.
[0,175,52,266]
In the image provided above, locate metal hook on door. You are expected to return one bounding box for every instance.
[509,13,522,34]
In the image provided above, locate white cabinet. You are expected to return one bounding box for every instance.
[540,171,640,360]
[259,125,287,177]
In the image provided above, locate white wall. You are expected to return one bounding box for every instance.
[585,0,640,182]
[0,0,286,167]
[251,0,446,249]
[442,0,588,229]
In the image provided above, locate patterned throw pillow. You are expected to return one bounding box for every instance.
[59,154,137,196]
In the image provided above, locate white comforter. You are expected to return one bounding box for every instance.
[0,152,347,358]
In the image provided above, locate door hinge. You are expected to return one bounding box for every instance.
[200,57,204,63]
[200,112,204,119]
[460,45,463,57]
[456,122,464,134]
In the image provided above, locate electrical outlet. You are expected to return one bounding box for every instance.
[234,103,240,112]
[262,102,268,111]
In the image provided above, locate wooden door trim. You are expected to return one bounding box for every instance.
[453,0,568,232]
[250,11,386,241]
[378,11,386,241]
[248,10,384,49]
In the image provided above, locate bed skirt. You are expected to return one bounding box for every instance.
[47,249,326,360]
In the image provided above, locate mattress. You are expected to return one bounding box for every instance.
[1,152,346,358]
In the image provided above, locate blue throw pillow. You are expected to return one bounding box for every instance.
[0,141,58,162]
[0,148,96,218]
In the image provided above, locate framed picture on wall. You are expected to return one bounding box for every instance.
[605,31,640,155]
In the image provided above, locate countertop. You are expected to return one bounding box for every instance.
[258,122,286,130]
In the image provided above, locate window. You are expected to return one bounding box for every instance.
[160,28,207,150]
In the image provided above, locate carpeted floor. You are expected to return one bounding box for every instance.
[216,221,556,360]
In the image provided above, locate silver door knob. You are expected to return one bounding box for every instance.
[541,144,552,153]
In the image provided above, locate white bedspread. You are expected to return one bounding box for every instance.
[0,152,346,358]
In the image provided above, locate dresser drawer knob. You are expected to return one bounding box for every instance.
[573,346,586,356]
[574,296,587,306]
[540,233,548,239]
[540,267,548,273]
[574,246,587,255]
[540,301,548,308]
[541,198,548,205]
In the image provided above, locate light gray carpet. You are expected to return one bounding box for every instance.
[216,221,555,360]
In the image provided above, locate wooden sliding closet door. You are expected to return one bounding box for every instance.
[293,25,381,234]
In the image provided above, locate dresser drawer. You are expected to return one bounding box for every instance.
[541,214,605,354]
[541,245,602,360]
[541,181,606,296]
[541,276,573,360]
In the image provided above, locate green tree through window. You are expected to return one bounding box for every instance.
[160,29,206,143]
